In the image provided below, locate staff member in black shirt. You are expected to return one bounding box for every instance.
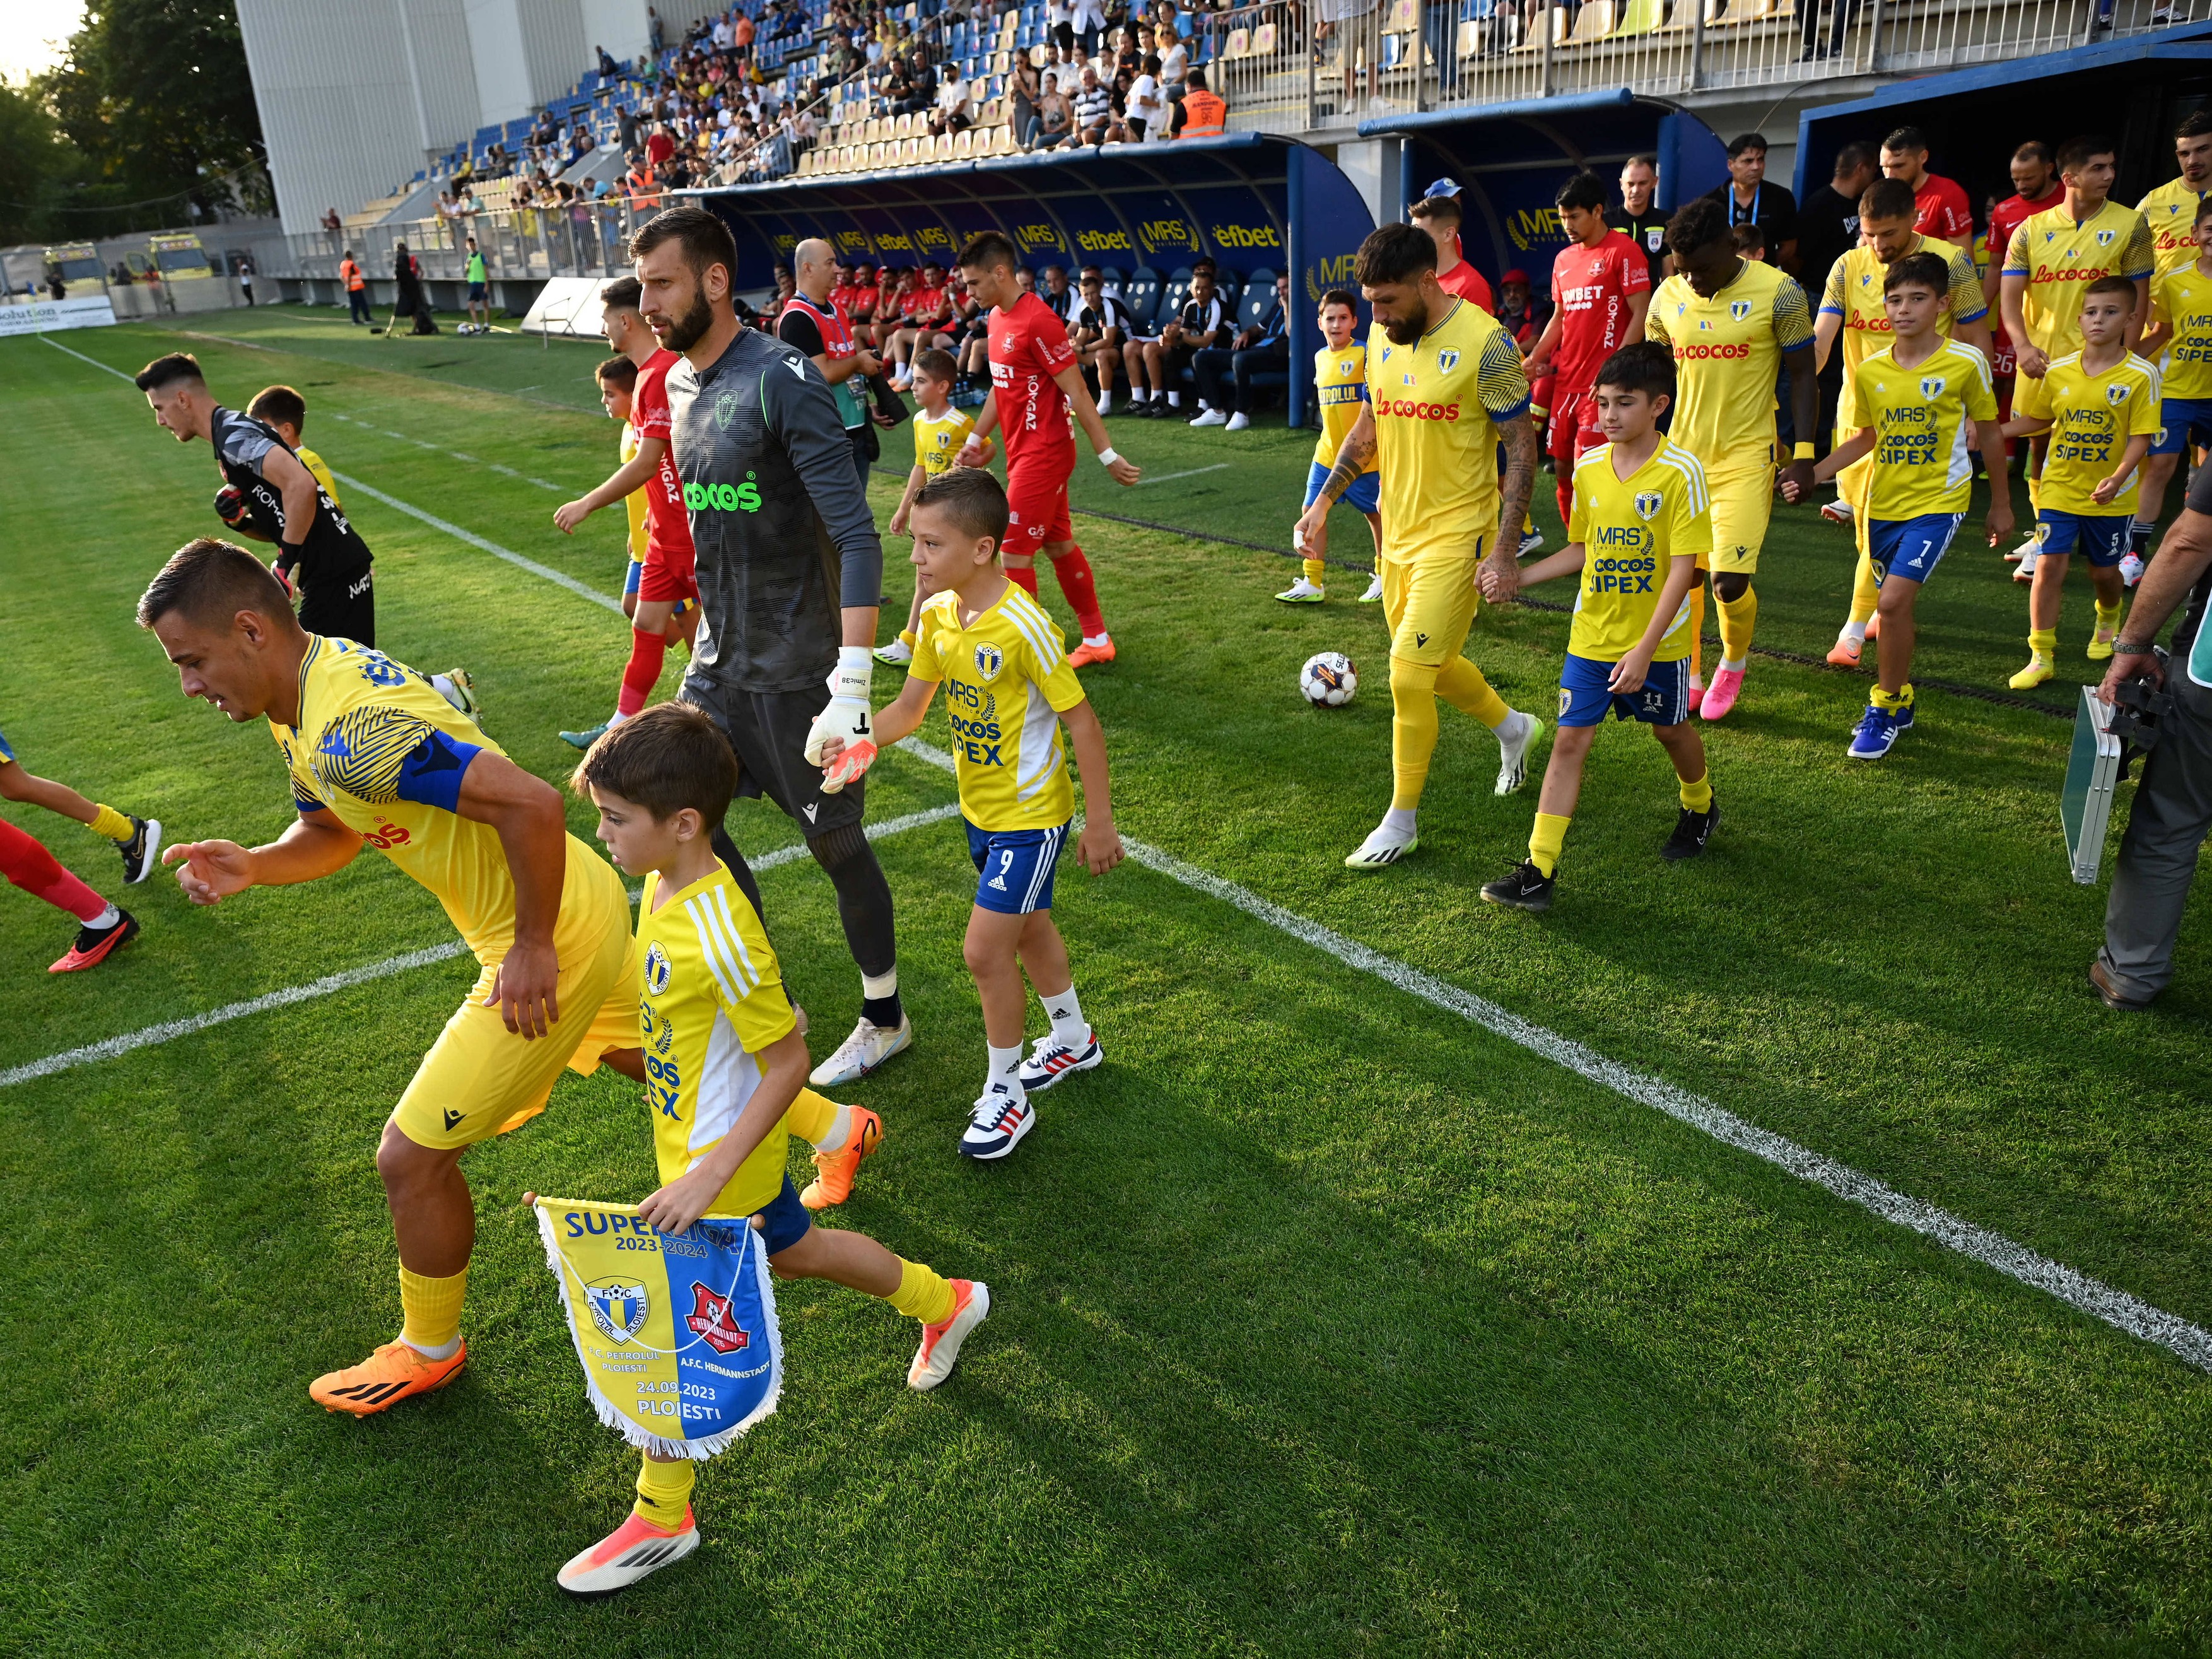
[1615,153,1670,285]
[1700,133,1799,273]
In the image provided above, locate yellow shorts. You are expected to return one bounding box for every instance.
[1381,537,1490,667]
[390,852,638,1152]
[2012,368,2055,422]
[1706,456,1777,575]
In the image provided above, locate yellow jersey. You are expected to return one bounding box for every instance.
[272,635,614,961]
[909,582,1089,831]
[1818,236,1986,427]
[1847,340,1998,520]
[2138,175,2210,276]
[635,865,799,1217]
[1365,299,1531,561]
[1564,439,1707,663]
[2034,351,2162,517]
[2002,199,2156,358]
[2151,263,2212,400]
[295,445,341,508]
[912,406,980,474]
[1644,259,1814,462]
[1312,341,1376,473]
[620,422,648,558]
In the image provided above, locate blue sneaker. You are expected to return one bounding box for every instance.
[1847,705,1900,759]
[1893,700,1915,732]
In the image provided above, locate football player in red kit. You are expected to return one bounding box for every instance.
[953,232,1141,666]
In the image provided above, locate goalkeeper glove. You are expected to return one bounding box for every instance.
[214,484,252,530]
[804,646,877,794]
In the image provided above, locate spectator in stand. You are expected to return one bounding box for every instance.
[340,249,370,325]
[1797,0,1856,61]
[1036,71,1074,149]
[1190,271,1290,430]
[1410,184,1493,310]
[1174,66,1224,136]
[320,206,342,234]
[1050,0,1077,50]
[1702,133,1799,272]
[1126,54,1168,140]
[1615,153,1669,284]
[1798,142,1880,289]
[1880,127,1975,247]
[1074,0,1111,55]
[932,60,973,134]
[649,5,664,50]
[1074,65,1115,145]
[597,43,621,76]
[1158,23,1189,97]
[646,122,676,168]
[1010,57,1043,146]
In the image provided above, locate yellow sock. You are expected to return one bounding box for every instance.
[887,1257,956,1325]
[899,628,916,649]
[635,1453,696,1526]
[1678,771,1712,812]
[1528,812,1570,877]
[2027,473,2040,513]
[1687,582,1707,681]
[1302,558,1328,585]
[1848,549,1880,627]
[89,804,133,843]
[398,1264,467,1354]
[1389,657,1441,811]
[783,1086,842,1149]
[1434,654,1511,729]
[2094,600,2123,636]
[1871,684,1909,712]
[1716,587,1758,664]
[2029,627,2057,659]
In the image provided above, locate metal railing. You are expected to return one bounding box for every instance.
[278,202,662,286]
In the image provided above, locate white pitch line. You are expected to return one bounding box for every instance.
[331,472,624,615]
[1137,462,1231,486]
[42,327,2211,1375]
[0,804,959,1092]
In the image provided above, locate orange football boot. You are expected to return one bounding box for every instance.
[800,1106,882,1211]
[310,1339,467,1415]
[1067,635,1116,667]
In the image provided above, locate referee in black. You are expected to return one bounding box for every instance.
[632,206,913,1087]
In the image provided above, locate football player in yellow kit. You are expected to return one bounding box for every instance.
[1294,224,1545,871]
[1277,288,1383,604]
[2136,197,2212,578]
[140,538,642,1416]
[1641,197,1820,722]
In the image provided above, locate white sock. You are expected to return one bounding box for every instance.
[1719,657,1747,674]
[1167,391,1181,407]
[986,1043,1024,1096]
[1842,620,1868,644]
[1381,806,1417,838]
[1490,708,1525,739]
[1081,631,1109,647]
[1041,983,1087,1049]
[87,901,120,930]
[811,1101,854,1154]
[404,1334,461,1361]
[431,673,455,700]
[607,709,630,727]
[1096,389,1111,413]
[1690,674,1704,691]
[1133,389,1150,402]
[862,966,899,1002]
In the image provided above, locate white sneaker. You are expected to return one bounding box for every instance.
[1188,408,1228,427]
[2004,534,2039,563]
[2013,549,2040,583]
[1344,820,1418,870]
[1358,573,1384,603]
[874,637,914,666]
[959,1082,1034,1160]
[908,1279,990,1389]
[2120,551,2146,588]
[1275,576,1325,604]
[1819,500,1854,525]
[1518,528,1544,556]
[808,1013,913,1087]
[557,1508,700,1597]
[1017,1028,1101,1091]
[1224,412,1249,431]
[1494,709,1541,795]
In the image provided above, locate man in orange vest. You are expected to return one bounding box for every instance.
[339,249,370,325]
[1176,67,1225,138]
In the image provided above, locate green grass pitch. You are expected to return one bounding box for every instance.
[0,305,2208,1657]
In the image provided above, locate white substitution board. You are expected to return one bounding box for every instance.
[0,296,117,337]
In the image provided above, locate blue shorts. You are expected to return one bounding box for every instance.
[1305,460,1381,516]
[1867,513,1963,586]
[2151,396,2212,456]
[468,282,488,301]
[966,816,1069,915]
[0,727,13,763]
[751,1174,813,1257]
[624,558,643,595]
[1557,652,1692,727]
[2037,510,2131,566]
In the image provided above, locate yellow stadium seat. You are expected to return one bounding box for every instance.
[1572,0,1618,38]
[1254,20,1277,50]
[1386,0,1417,26]
[1224,25,1250,54]
[1617,0,1665,28]
[1516,5,1571,47]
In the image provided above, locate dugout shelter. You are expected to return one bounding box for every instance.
[691,132,1376,425]
[1358,90,1731,304]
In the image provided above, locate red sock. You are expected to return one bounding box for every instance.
[617,628,667,717]
[1555,479,1574,530]
[1050,546,1106,638]
[1005,562,1040,595]
[0,818,108,922]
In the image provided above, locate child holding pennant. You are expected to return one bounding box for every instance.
[539,703,989,1597]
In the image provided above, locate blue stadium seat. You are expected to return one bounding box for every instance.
[1238,269,1277,331]
[1122,267,1162,329]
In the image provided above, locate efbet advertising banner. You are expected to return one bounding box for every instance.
[534,1197,783,1459]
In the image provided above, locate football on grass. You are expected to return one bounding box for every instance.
[1300,652,1357,707]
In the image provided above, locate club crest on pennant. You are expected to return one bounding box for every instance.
[1920,375,1946,399]
[587,1277,650,1344]
[1634,490,1663,520]
[1437,348,1460,372]
[686,1281,749,1354]
[1729,300,1753,322]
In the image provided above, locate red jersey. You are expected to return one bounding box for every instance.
[988,291,1079,471]
[630,349,695,558]
[1548,230,1652,396]
[848,283,880,319]
[1437,247,1494,313]
[1986,182,2064,350]
[901,284,947,323]
[1911,173,1975,247]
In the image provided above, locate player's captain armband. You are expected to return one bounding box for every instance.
[534,1197,783,1458]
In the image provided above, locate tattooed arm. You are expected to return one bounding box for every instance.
[1481,411,1538,604]
[1292,405,1376,564]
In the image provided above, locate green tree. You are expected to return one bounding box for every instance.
[42,0,268,235]
[0,79,78,244]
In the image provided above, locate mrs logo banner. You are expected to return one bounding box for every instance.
[535,1197,783,1459]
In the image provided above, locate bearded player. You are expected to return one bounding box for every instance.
[1521,170,1653,529]
[141,539,637,1414]
[954,232,1142,667]
[1294,223,1543,871]
[1642,198,1820,720]
[632,206,915,1090]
